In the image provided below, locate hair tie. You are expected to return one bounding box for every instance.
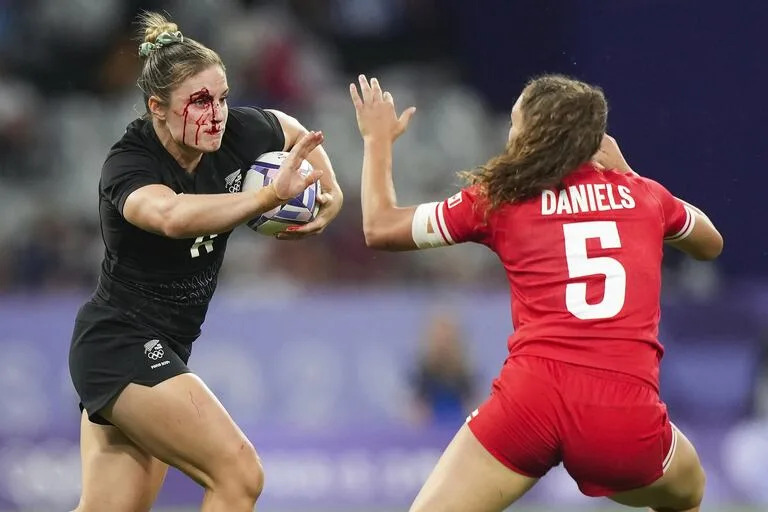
[138,31,184,57]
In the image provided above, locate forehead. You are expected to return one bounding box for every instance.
[173,65,228,99]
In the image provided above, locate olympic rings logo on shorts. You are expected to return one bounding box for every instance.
[147,348,164,360]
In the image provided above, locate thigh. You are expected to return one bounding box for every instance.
[409,424,538,512]
[100,372,255,489]
[468,356,562,478]
[609,424,706,510]
[77,411,168,512]
[69,304,192,424]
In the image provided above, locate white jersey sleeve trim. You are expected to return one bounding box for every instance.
[435,201,455,244]
[665,204,696,242]
[412,202,453,249]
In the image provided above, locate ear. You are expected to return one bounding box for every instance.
[147,95,167,121]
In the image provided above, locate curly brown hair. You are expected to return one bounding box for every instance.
[463,75,607,209]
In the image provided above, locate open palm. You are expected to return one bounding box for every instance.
[271,131,325,201]
[350,75,416,142]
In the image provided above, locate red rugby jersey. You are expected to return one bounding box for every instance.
[434,163,694,389]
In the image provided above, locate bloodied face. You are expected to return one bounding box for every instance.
[164,65,229,152]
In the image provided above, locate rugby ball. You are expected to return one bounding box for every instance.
[242,151,321,236]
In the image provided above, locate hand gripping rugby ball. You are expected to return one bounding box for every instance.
[242,151,321,236]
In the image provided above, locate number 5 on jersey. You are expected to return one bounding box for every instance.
[563,221,626,320]
[190,234,218,258]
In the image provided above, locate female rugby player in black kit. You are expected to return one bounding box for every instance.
[68,12,342,512]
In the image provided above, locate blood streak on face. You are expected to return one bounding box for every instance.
[181,87,215,146]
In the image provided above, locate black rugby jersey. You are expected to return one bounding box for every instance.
[92,107,284,344]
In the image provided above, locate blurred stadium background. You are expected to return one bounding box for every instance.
[0,0,765,511]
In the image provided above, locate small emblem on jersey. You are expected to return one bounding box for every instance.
[144,339,165,361]
[224,169,242,193]
[447,192,463,208]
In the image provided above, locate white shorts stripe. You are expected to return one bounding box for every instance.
[662,423,679,473]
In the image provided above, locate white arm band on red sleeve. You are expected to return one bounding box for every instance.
[412,202,452,249]
[665,204,696,241]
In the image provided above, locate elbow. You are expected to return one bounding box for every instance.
[363,220,398,250]
[701,238,724,261]
[694,234,724,261]
[363,226,388,250]
[159,215,190,239]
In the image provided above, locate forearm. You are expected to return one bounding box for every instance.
[162,186,282,238]
[360,138,417,250]
[306,144,342,197]
[361,138,398,227]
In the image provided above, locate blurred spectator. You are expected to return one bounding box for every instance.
[410,312,476,426]
[0,0,755,292]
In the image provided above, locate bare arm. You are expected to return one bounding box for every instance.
[594,134,723,261]
[666,199,723,261]
[267,109,341,197]
[360,138,418,250]
[123,185,283,239]
[122,131,324,239]
[350,75,425,251]
[267,109,343,238]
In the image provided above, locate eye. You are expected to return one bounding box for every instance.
[195,99,208,107]
[220,96,228,104]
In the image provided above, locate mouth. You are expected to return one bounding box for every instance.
[205,127,222,135]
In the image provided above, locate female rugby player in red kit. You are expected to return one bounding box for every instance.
[351,74,722,512]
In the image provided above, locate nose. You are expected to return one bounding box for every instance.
[211,102,223,123]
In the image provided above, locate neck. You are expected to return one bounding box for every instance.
[152,118,203,173]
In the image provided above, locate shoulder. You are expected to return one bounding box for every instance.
[624,173,671,205]
[222,106,285,158]
[454,184,488,208]
[102,120,162,176]
[107,119,159,159]
[226,106,281,134]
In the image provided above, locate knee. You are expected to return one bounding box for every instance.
[213,440,265,500]
[682,466,706,509]
[667,464,705,511]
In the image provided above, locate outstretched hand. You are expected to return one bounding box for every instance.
[271,131,325,201]
[349,74,416,142]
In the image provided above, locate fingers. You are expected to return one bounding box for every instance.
[287,218,324,235]
[274,231,310,241]
[398,106,416,129]
[304,169,324,187]
[275,222,322,239]
[349,83,363,110]
[315,192,333,205]
[287,131,324,163]
[355,74,385,104]
[370,77,383,101]
[358,74,372,103]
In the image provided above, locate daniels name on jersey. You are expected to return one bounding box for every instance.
[541,183,636,216]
